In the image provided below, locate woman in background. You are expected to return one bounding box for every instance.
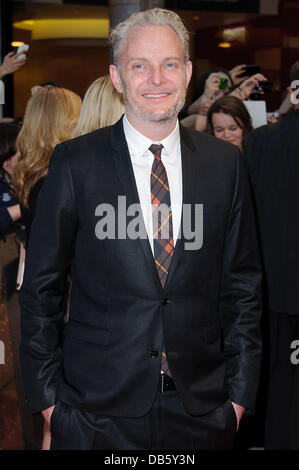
[0,121,22,237]
[206,95,253,152]
[13,87,81,245]
[72,75,125,137]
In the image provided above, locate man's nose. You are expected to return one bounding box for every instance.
[149,66,165,86]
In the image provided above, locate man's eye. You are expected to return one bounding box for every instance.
[166,63,176,68]
[134,64,144,70]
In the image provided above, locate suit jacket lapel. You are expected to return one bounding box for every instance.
[110,119,161,286]
[164,125,197,289]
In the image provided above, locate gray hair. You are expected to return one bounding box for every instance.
[108,8,190,69]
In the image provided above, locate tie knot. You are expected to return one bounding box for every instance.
[149,144,163,159]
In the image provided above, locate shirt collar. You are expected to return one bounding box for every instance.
[123,114,180,161]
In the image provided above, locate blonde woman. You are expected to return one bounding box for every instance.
[72,75,125,137]
[13,86,81,245]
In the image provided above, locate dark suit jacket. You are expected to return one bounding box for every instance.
[19,118,262,417]
[21,177,45,247]
[244,109,299,315]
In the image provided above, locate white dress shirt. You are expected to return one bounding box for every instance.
[123,114,182,254]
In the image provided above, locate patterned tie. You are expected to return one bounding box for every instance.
[150,144,174,377]
[150,144,174,287]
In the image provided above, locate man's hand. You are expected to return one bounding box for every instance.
[203,73,224,99]
[41,405,55,427]
[231,402,245,432]
[229,64,249,86]
[237,73,268,100]
[0,51,26,79]
[41,405,55,450]
[267,112,280,124]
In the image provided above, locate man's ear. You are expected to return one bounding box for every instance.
[186,60,192,88]
[109,65,123,94]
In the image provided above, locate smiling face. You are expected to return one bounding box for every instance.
[110,24,192,138]
[211,112,243,150]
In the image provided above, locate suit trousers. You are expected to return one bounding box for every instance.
[49,391,237,450]
[264,311,299,449]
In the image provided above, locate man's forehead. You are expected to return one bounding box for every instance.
[120,24,184,61]
[126,23,174,35]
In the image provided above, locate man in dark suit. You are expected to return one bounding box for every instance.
[244,61,299,450]
[19,8,262,450]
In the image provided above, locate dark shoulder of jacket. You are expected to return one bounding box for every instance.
[50,127,114,174]
[247,122,275,145]
[246,112,299,153]
[59,126,112,155]
[248,109,299,143]
[181,124,238,151]
[181,124,241,167]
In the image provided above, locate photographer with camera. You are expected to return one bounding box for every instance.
[181,67,268,131]
[233,74,271,101]
[0,51,27,81]
[186,68,233,116]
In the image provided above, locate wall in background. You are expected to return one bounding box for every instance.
[12,36,110,118]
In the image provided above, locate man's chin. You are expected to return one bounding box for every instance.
[146,108,178,124]
[126,102,183,127]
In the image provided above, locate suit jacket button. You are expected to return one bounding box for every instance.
[161,297,168,305]
[149,348,159,358]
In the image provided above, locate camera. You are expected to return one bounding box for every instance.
[250,80,273,100]
[254,80,273,93]
[16,44,29,60]
[219,77,228,90]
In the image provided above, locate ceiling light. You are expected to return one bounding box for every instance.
[11,41,25,47]
[223,27,246,43]
[218,42,232,48]
[14,18,109,40]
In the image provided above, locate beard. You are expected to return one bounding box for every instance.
[120,76,187,126]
